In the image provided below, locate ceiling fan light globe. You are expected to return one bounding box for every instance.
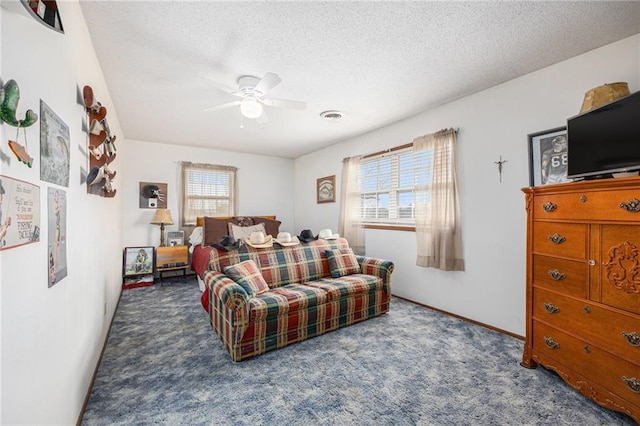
[240,97,263,119]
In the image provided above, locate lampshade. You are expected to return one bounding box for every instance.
[150,208,174,225]
[240,96,263,119]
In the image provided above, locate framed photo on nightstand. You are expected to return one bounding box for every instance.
[167,231,184,247]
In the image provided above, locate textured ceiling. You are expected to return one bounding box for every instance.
[79,1,640,159]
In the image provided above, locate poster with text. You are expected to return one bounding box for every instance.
[40,100,70,187]
[0,175,40,251]
[48,187,67,287]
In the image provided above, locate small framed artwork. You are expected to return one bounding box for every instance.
[317,175,336,203]
[40,100,70,187]
[528,127,570,186]
[123,246,154,276]
[139,182,167,209]
[17,0,64,33]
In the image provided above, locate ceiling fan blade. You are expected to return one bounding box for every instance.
[254,72,281,95]
[203,100,241,112]
[262,97,306,110]
[200,76,241,97]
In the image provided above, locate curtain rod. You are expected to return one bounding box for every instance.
[344,127,458,162]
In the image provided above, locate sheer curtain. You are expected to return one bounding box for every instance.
[338,156,365,255]
[414,128,464,271]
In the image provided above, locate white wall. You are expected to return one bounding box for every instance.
[121,140,295,248]
[294,34,640,337]
[1,1,125,424]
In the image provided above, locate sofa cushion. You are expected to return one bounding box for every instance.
[297,238,350,282]
[303,275,383,301]
[325,248,361,278]
[224,260,269,297]
[248,284,328,321]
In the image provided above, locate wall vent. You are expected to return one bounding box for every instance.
[320,110,344,120]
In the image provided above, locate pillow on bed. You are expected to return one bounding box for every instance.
[229,222,266,240]
[257,217,282,237]
[203,217,232,246]
[189,226,203,246]
[235,216,254,227]
[224,260,269,297]
[325,248,361,278]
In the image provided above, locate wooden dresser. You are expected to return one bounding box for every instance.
[522,177,640,423]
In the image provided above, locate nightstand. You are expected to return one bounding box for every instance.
[155,245,189,281]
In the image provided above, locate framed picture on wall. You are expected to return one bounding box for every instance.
[139,182,167,209]
[527,127,570,186]
[317,175,336,203]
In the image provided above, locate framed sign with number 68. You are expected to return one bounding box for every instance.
[528,127,569,186]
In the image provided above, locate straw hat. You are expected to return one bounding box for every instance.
[579,82,630,113]
[242,231,273,248]
[274,232,300,247]
[318,229,339,240]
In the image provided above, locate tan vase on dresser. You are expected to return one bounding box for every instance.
[522,177,640,424]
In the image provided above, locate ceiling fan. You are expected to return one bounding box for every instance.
[204,72,306,122]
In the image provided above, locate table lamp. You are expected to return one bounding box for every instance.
[150,208,174,246]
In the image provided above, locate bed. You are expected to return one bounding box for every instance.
[189,215,280,291]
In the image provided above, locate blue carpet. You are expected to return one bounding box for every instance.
[81,277,635,425]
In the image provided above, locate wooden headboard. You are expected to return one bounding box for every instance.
[196,215,277,227]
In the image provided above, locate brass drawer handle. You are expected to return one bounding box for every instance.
[584,345,591,353]
[548,269,566,281]
[544,337,560,349]
[580,194,587,203]
[547,233,566,245]
[584,305,591,314]
[542,202,557,212]
[622,376,640,393]
[622,331,640,347]
[543,303,560,314]
[620,198,640,213]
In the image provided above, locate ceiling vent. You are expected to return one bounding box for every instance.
[320,110,344,120]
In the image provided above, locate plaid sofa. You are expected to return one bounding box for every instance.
[202,238,394,361]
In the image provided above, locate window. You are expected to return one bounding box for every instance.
[181,162,237,226]
[358,147,433,225]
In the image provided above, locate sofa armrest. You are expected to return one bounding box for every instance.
[204,271,250,330]
[356,256,394,293]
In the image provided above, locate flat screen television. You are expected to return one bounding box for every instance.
[567,90,640,180]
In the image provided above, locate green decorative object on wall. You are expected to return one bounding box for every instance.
[0,78,37,167]
[0,79,38,128]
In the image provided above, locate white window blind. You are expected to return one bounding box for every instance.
[181,162,236,226]
[358,147,433,225]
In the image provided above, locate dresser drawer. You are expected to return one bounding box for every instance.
[532,222,587,260]
[535,188,640,222]
[533,288,640,361]
[533,321,640,407]
[533,255,587,298]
